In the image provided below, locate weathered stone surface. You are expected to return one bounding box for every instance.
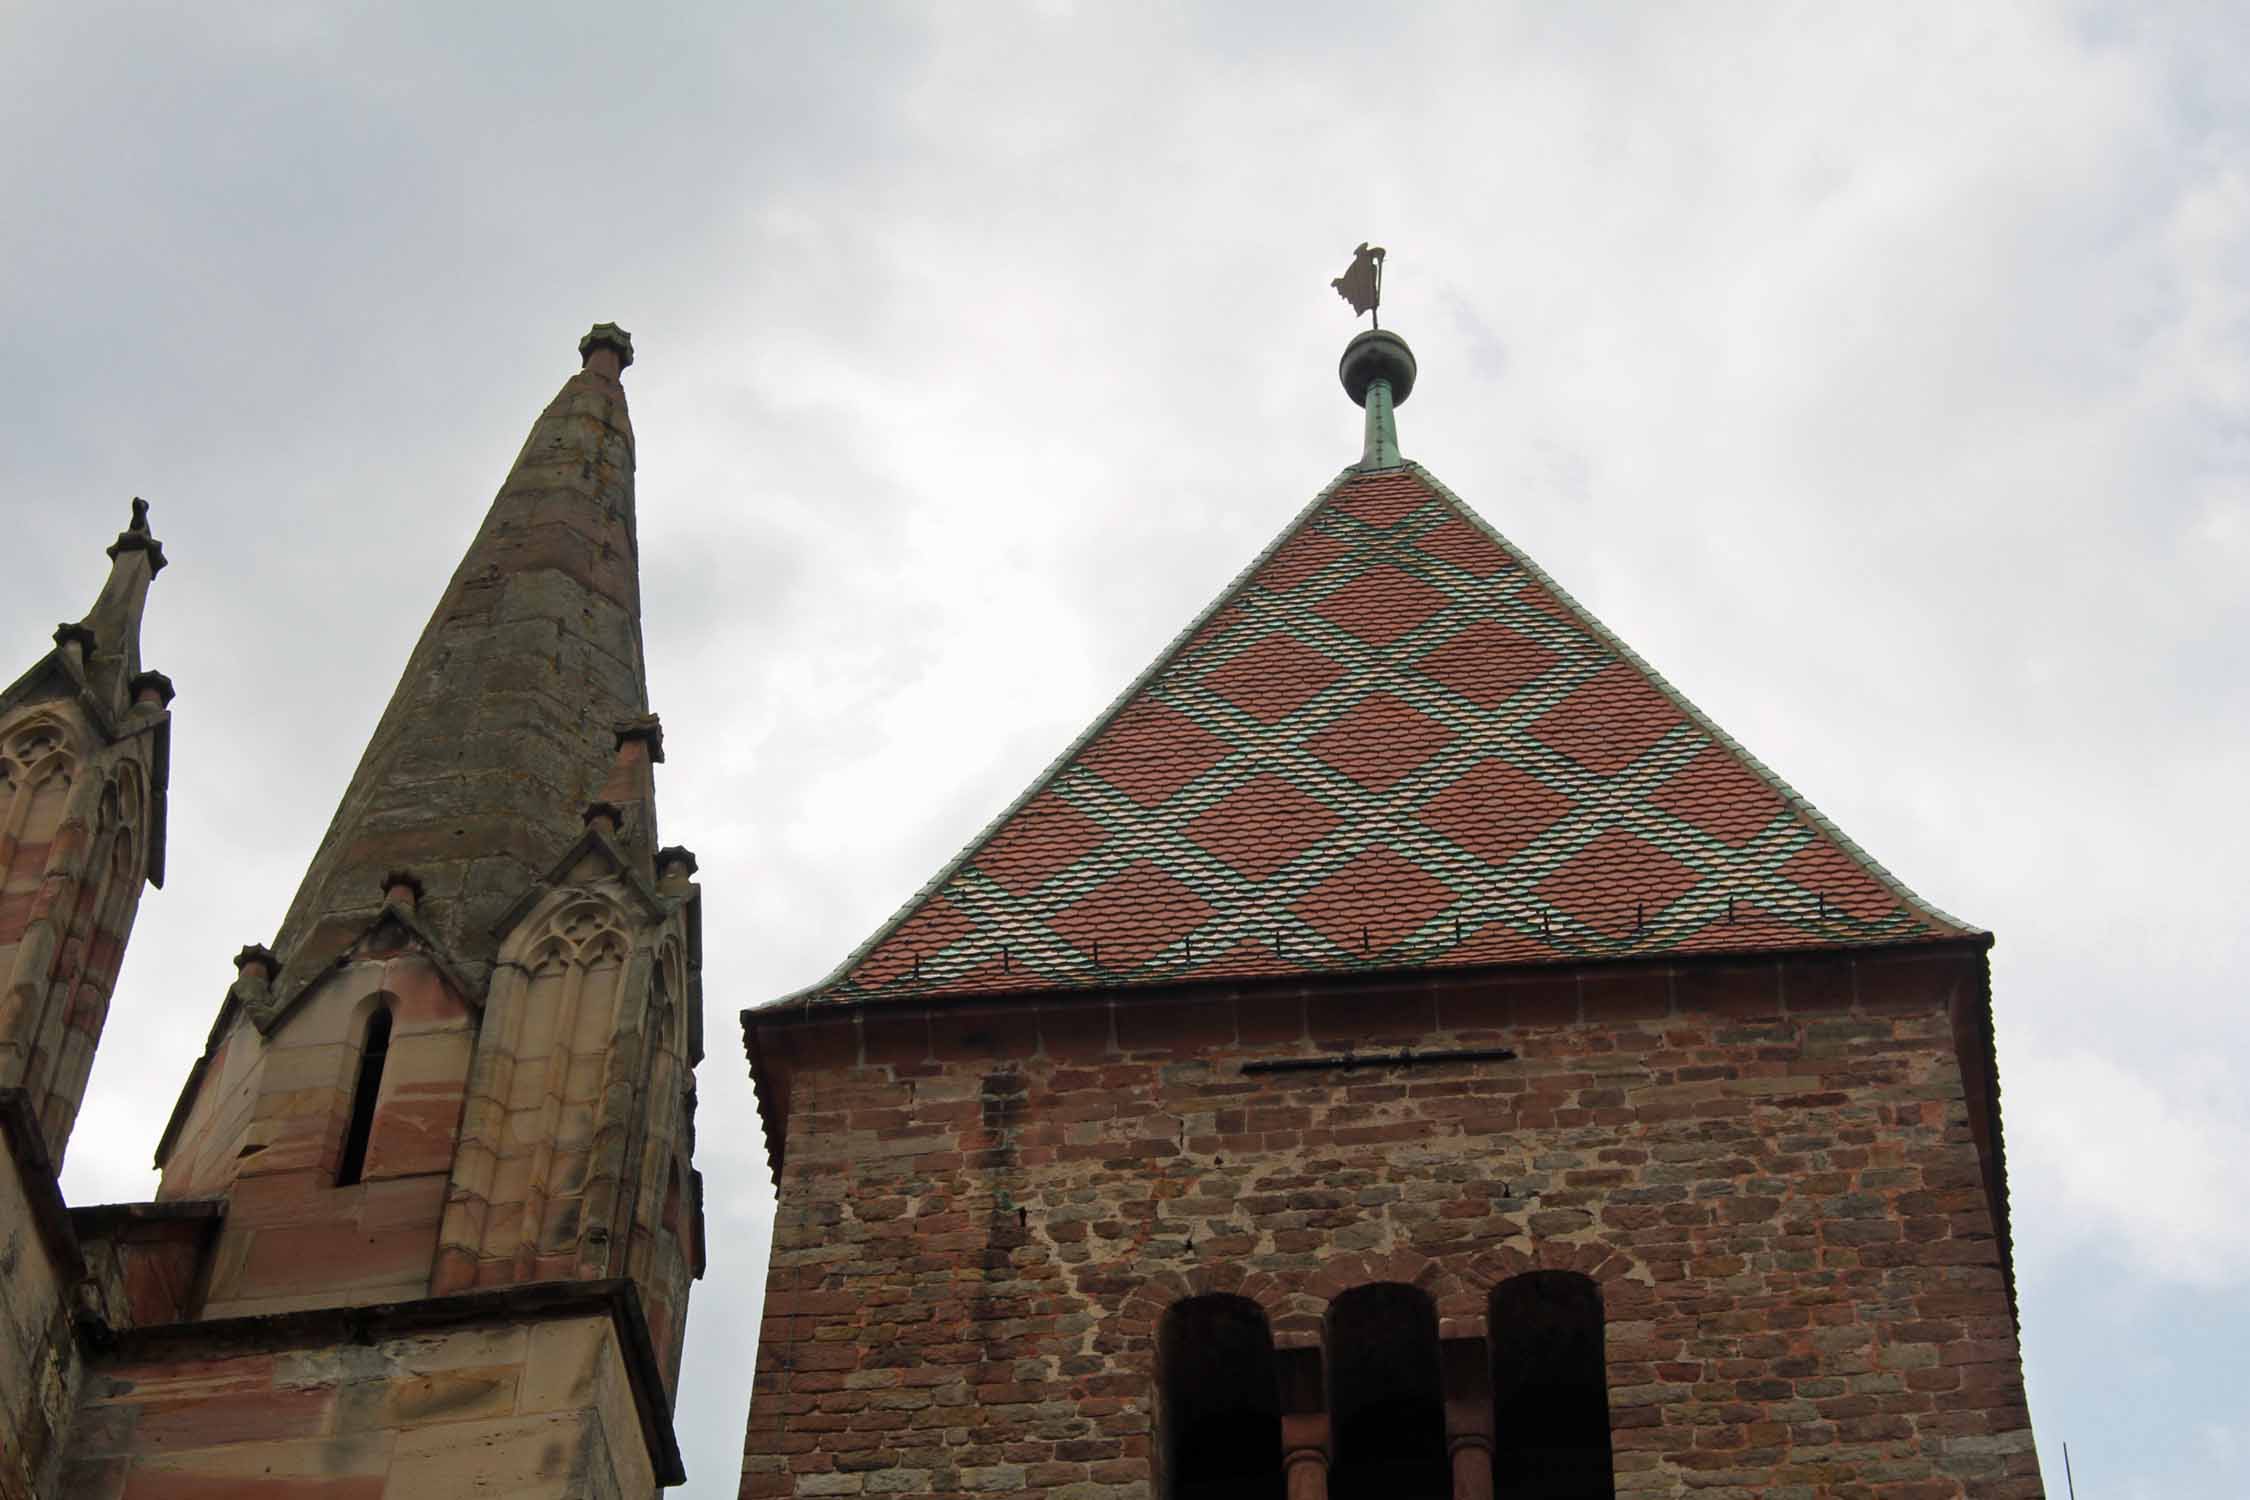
[0,1097,86,1500]
[62,1309,653,1498]
[132,339,704,1439]
[264,357,647,1004]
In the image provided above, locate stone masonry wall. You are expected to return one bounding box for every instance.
[0,1104,83,1500]
[741,947,2040,1499]
[58,1309,655,1499]
[0,703,157,1168]
[157,949,474,1320]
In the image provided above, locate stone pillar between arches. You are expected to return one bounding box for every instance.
[1278,1430,1323,1500]
[1443,1334,1494,1500]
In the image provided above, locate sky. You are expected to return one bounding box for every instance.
[5,1,2246,1493]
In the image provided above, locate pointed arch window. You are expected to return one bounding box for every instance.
[1327,1282,1449,1500]
[336,1004,392,1187]
[1158,1294,1285,1500]
[1489,1271,1614,1499]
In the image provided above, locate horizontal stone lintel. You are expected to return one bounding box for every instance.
[67,1198,226,1236]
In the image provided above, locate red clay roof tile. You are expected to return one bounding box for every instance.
[1202,633,1345,723]
[1186,774,1342,883]
[1303,692,1455,791]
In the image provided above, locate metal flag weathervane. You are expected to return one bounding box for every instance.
[1332,242,1386,328]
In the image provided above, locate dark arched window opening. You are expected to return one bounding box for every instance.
[1158,1294,1285,1500]
[335,1005,392,1187]
[1490,1272,1614,1499]
[1327,1283,1449,1500]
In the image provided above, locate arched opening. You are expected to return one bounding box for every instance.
[1489,1272,1614,1499]
[1157,1294,1285,1500]
[335,1004,393,1187]
[1327,1282,1449,1500]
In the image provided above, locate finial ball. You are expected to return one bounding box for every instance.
[1340,328,1417,408]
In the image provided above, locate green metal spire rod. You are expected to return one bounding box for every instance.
[1339,326,1417,472]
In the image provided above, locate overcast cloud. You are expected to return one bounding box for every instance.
[5,3,2246,1494]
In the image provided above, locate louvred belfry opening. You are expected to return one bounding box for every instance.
[789,450,1971,1010]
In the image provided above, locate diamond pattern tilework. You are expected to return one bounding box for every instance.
[1259,532,1346,592]
[1777,839,1903,919]
[1649,746,1786,847]
[973,794,1110,895]
[1340,477,1429,529]
[1417,517,1514,576]
[1186,774,1341,882]
[1293,847,1461,955]
[1048,862,1213,968]
[1531,663,1682,776]
[1419,620,1560,709]
[1316,565,1448,645]
[1516,582,1582,629]
[793,464,1974,1006]
[1534,830,1704,941]
[1076,701,1230,806]
[1203,634,1345,722]
[1420,758,1575,867]
[1304,693,1455,791]
[848,895,973,988]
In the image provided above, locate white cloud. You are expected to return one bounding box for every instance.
[2008,1049,2250,1289]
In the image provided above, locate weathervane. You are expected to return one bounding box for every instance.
[1331,242,1386,329]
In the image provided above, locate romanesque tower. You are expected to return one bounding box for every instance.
[740,321,2042,1498]
[3,327,705,1498]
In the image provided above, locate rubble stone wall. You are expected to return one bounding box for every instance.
[741,947,2040,1499]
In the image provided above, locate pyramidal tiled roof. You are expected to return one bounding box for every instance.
[784,460,1974,1007]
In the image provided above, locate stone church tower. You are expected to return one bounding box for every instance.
[1,326,704,1497]
[740,328,2042,1498]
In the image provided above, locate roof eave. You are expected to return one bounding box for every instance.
[740,930,1996,1183]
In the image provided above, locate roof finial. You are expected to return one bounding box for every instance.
[104,497,165,577]
[579,322,634,377]
[1334,244,1415,471]
[74,496,167,674]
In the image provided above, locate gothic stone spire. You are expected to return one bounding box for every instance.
[268,325,650,1002]
[141,331,700,1490]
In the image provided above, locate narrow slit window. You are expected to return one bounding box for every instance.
[336,1006,392,1187]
